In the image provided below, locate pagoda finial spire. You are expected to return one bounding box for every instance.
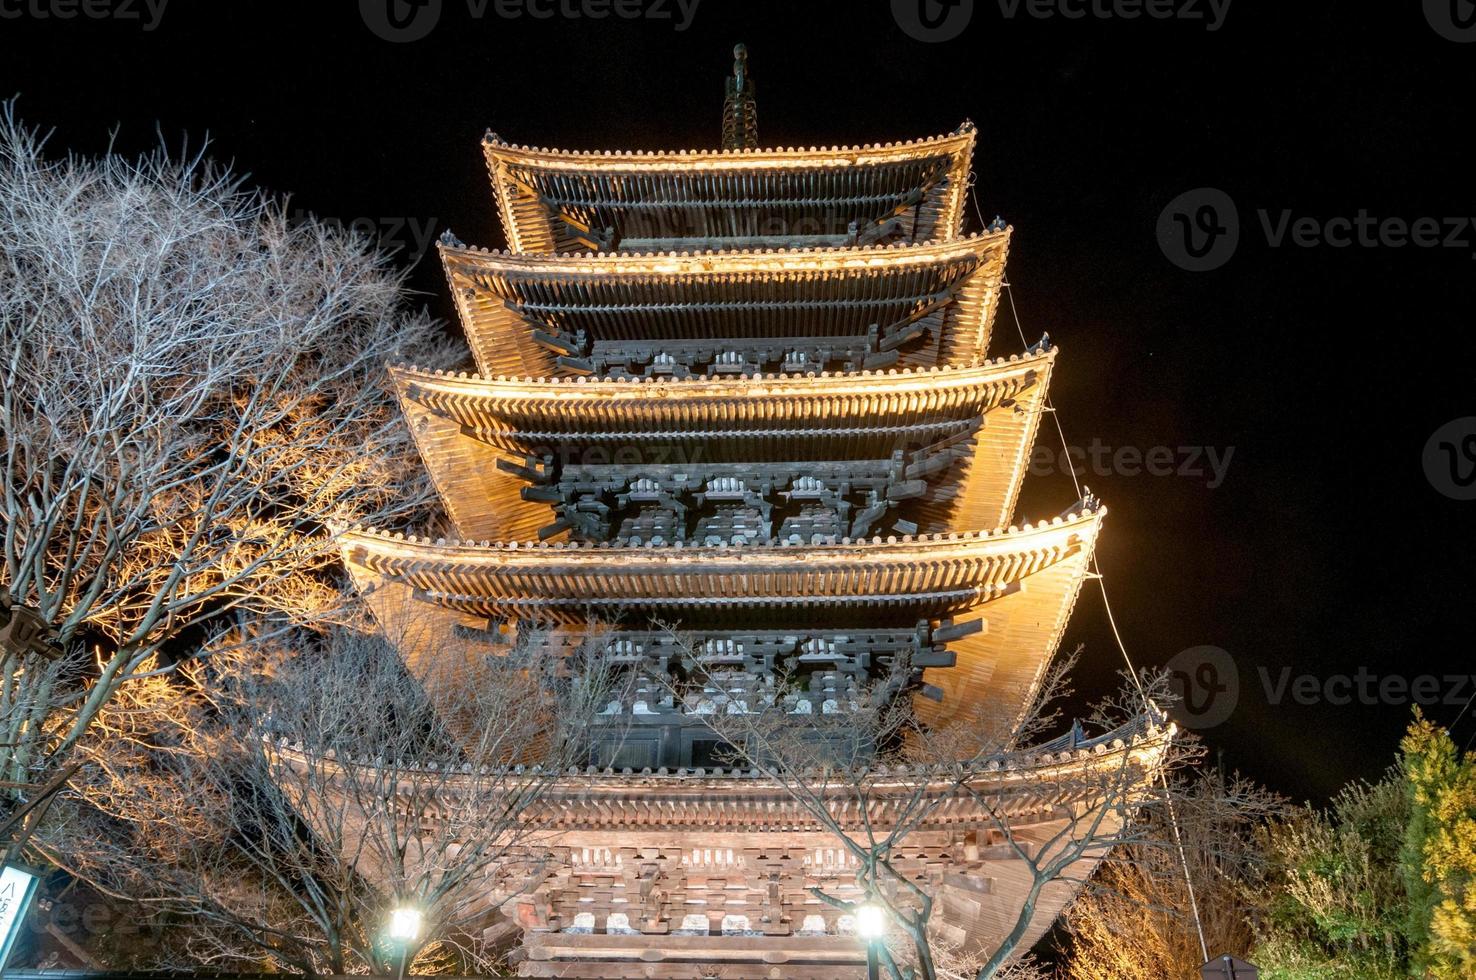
[722,43,758,151]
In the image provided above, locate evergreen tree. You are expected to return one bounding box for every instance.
[1401,711,1476,978]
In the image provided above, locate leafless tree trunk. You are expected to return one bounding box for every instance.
[1060,768,1284,980]
[965,731,1185,979]
[657,644,1188,980]
[0,100,456,858]
[42,622,619,975]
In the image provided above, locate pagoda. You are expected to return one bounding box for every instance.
[329,46,1172,979]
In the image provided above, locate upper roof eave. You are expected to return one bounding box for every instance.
[437,226,1011,275]
[338,496,1103,565]
[481,121,977,172]
[388,344,1054,401]
[266,707,1173,798]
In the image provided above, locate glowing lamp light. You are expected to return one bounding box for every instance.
[388,906,423,943]
[856,903,887,940]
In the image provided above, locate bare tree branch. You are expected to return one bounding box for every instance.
[0,100,458,857]
[44,622,619,975]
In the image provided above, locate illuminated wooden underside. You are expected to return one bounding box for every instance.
[484,124,976,255]
[390,348,1055,543]
[440,232,1010,379]
[272,714,1171,978]
[338,504,1101,725]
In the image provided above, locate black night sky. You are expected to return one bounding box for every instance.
[3,0,1473,806]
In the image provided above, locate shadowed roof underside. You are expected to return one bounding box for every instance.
[389,348,1056,542]
[338,503,1102,726]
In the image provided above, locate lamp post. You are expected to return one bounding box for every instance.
[387,906,422,980]
[856,903,886,980]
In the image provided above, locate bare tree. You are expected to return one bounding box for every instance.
[656,642,1186,980]
[912,940,1051,980]
[0,100,456,855]
[1059,767,1284,980]
[41,622,619,975]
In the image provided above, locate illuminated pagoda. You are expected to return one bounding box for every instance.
[332,45,1171,979]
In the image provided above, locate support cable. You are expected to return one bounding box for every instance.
[978,185,1212,963]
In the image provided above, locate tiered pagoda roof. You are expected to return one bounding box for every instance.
[343,501,1100,729]
[440,231,1010,378]
[343,505,1099,617]
[273,710,1169,835]
[484,124,976,254]
[390,347,1054,543]
[272,713,1174,974]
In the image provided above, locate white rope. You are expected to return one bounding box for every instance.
[984,187,1210,961]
